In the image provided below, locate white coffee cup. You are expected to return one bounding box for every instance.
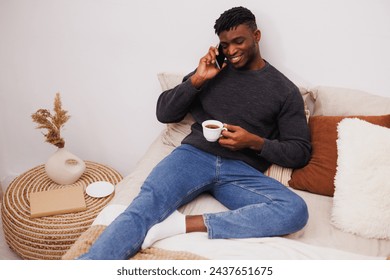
[202,120,227,142]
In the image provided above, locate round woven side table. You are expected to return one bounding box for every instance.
[1,161,122,260]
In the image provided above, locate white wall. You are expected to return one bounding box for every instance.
[1,0,389,188]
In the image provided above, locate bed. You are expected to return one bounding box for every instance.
[62,72,390,260]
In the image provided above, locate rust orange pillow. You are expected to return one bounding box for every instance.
[288,115,390,196]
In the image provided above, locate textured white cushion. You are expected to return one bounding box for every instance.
[332,118,390,239]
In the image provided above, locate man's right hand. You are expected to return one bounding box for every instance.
[190,46,226,89]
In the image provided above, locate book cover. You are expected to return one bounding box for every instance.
[29,185,87,218]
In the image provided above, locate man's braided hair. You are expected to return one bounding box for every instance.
[214,6,257,35]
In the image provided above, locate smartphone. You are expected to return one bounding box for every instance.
[215,44,226,69]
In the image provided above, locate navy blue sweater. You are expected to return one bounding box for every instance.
[156,62,311,172]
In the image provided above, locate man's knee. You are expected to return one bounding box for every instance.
[288,195,309,232]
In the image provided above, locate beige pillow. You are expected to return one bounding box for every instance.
[299,86,315,116]
[157,72,184,91]
[312,86,390,116]
[156,72,311,185]
[157,72,195,147]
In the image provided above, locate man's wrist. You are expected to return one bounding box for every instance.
[249,135,264,153]
[190,73,206,89]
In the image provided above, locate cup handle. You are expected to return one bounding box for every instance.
[219,127,228,138]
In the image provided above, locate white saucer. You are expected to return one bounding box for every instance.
[86,181,114,198]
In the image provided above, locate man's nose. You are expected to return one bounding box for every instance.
[227,45,237,56]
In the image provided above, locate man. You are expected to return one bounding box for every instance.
[78,6,311,260]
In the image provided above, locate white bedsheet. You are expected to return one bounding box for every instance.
[155,233,381,260]
[91,201,384,260]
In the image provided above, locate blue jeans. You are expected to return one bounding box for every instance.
[78,144,308,259]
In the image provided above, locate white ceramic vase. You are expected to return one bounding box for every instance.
[45,148,86,185]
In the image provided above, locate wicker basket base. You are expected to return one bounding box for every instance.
[1,161,122,260]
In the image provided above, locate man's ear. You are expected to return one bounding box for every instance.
[254,29,261,43]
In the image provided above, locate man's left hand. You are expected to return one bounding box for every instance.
[219,124,264,152]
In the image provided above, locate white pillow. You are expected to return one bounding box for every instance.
[332,118,390,239]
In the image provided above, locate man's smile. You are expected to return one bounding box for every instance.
[229,55,243,64]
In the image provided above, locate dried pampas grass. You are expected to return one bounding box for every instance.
[31,93,70,148]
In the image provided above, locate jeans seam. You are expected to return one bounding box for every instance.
[215,156,222,182]
[229,181,275,203]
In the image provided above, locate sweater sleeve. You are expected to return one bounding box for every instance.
[156,73,200,123]
[259,89,312,168]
